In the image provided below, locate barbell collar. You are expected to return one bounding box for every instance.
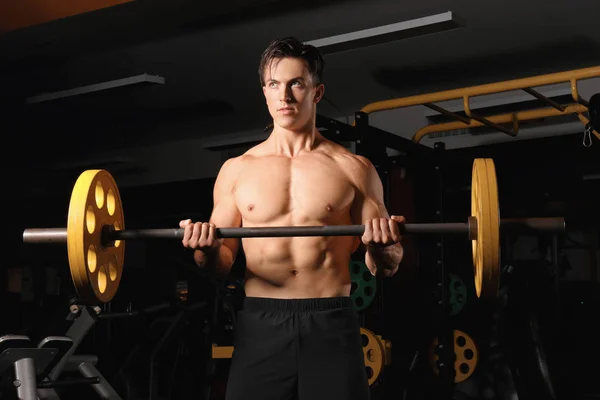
[21,217,565,244]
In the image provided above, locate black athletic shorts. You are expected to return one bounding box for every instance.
[225,296,371,400]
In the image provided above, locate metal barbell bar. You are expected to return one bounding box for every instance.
[22,218,564,243]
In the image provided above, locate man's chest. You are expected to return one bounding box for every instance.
[233,156,355,222]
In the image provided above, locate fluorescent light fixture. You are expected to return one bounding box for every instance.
[26,73,165,104]
[305,11,463,55]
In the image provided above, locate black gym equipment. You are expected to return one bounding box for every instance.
[0,306,119,400]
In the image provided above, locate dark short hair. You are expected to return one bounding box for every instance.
[258,36,324,87]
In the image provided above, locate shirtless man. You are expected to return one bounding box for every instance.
[180,37,404,400]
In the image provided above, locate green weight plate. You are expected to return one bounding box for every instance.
[349,261,377,312]
[449,273,467,316]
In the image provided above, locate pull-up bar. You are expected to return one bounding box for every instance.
[358,66,600,143]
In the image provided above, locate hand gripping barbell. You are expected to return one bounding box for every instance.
[21,158,565,304]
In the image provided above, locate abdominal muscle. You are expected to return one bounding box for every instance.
[241,222,357,299]
[232,149,360,299]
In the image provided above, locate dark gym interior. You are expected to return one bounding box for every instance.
[1,0,599,399]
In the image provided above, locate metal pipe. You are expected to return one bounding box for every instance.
[78,362,124,400]
[570,78,590,108]
[22,228,68,243]
[37,377,101,388]
[22,218,565,244]
[14,358,37,400]
[359,66,600,115]
[412,103,590,142]
[463,95,517,137]
[522,87,565,111]
[423,102,471,124]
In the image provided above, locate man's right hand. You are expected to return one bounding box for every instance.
[179,219,222,254]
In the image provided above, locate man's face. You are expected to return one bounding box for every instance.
[262,57,324,131]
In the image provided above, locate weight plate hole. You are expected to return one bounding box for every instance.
[95,181,104,209]
[459,363,470,374]
[109,256,118,281]
[113,221,122,248]
[464,349,474,360]
[351,281,358,293]
[456,336,466,347]
[361,334,369,347]
[366,366,374,379]
[98,265,107,294]
[367,349,374,362]
[107,188,116,216]
[86,205,96,235]
[87,245,97,273]
[355,297,364,307]
[362,272,372,282]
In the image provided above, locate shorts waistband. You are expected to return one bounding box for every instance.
[242,296,354,312]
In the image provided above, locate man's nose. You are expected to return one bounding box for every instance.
[279,85,292,102]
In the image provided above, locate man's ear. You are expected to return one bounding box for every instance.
[314,84,325,103]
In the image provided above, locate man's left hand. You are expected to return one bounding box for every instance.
[362,215,405,248]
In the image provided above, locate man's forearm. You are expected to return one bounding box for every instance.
[194,246,234,276]
[365,243,403,277]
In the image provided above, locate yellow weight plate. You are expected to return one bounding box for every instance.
[429,329,479,383]
[471,158,500,302]
[67,170,125,304]
[360,327,386,386]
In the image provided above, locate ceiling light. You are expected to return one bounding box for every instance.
[305,11,464,55]
[26,73,165,104]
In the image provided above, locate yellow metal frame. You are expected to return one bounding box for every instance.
[358,66,600,143]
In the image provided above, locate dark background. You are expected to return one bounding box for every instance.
[1,0,600,399]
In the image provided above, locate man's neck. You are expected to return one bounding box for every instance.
[270,123,321,157]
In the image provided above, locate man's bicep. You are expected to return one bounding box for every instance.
[209,195,242,259]
[211,157,243,226]
[351,157,389,224]
[352,194,388,225]
[209,158,243,257]
[209,195,242,227]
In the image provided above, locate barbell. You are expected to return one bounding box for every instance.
[21,158,565,305]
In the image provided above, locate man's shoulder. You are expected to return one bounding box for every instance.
[323,143,376,188]
[217,154,249,181]
[327,144,373,171]
[221,141,268,167]
[239,140,270,158]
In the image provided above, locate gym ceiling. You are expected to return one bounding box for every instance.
[2,0,599,164]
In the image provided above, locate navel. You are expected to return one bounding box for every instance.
[326,204,333,212]
[291,270,299,276]
[247,204,255,212]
